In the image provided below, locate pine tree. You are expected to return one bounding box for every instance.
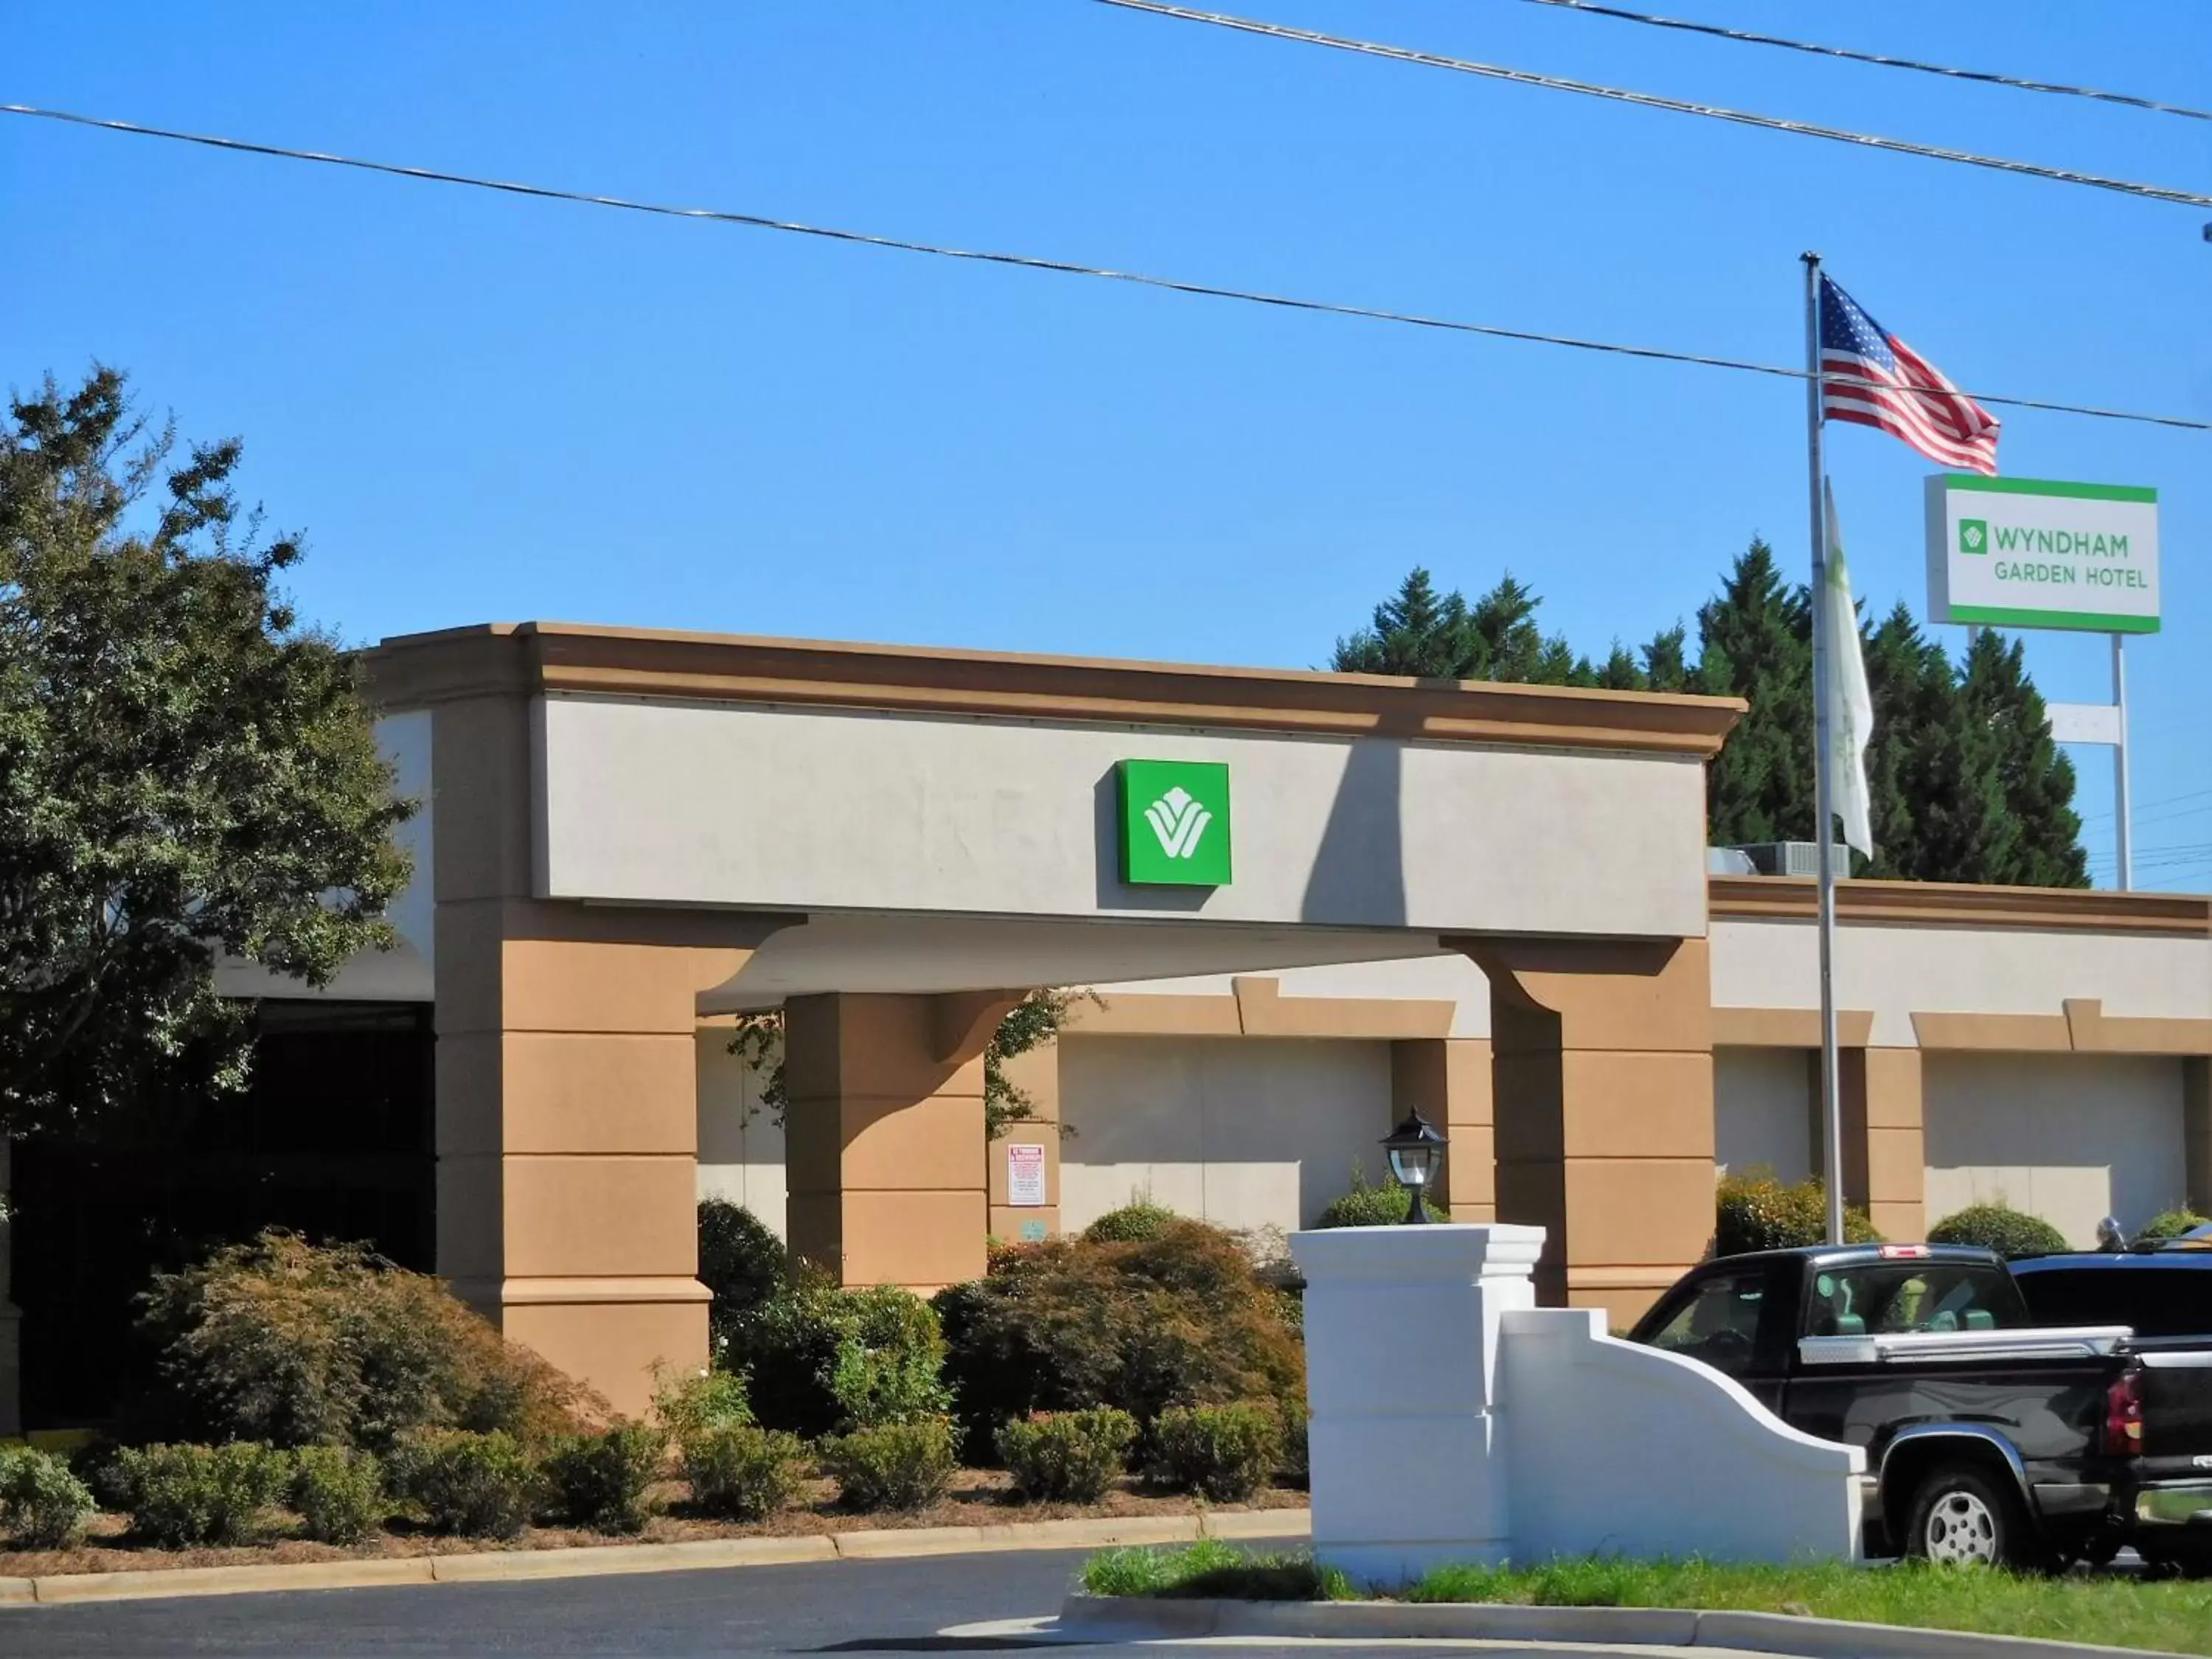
[1330,544,2088,888]
[1694,540,1814,849]
[1958,630,2089,887]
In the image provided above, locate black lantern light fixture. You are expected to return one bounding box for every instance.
[1381,1108,1447,1224]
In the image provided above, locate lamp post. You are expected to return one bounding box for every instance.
[1381,1108,1447,1224]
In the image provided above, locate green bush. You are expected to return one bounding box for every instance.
[682,1425,807,1521]
[542,1422,668,1534]
[288,1446,386,1545]
[1314,1167,1449,1230]
[0,1446,97,1550]
[700,1200,787,1355]
[132,1231,598,1453]
[1715,1172,1880,1256]
[2138,1208,2211,1244]
[116,1441,290,1547]
[995,1408,1137,1503]
[1082,1200,1179,1243]
[1929,1203,2070,1260]
[653,1367,754,1455]
[392,1430,542,1540]
[818,1416,957,1512]
[1278,1394,1310,1486]
[935,1220,1304,1460]
[1152,1402,1283,1503]
[724,1279,947,1439]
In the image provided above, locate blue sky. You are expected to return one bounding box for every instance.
[6,1,2208,888]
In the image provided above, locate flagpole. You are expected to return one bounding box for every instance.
[1801,251,1847,1248]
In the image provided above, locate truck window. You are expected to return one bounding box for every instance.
[1805,1262,2026,1338]
[2017,1267,2212,1338]
[1646,1267,1769,1377]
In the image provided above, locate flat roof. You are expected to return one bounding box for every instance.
[364,619,1747,758]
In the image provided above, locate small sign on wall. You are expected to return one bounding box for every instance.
[1006,1142,1048,1208]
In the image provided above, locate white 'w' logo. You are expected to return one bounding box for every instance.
[1144,786,1213,860]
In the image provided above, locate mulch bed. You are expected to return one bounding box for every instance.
[0,1471,1307,1578]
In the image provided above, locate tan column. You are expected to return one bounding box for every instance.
[1461,938,1714,1324]
[1392,1038,1494,1220]
[783,991,1018,1293]
[429,693,765,1417]
[2185,1058,2211,1215]
[989,1041,1062,1243]
[1839,1046,1926,1241]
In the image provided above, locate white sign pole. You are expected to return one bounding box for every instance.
[2112,633,2133,891]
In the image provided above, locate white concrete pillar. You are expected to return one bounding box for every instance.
[1290,1222,1547,1585]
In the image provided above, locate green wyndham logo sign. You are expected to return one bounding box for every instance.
[1959,519,1988,555]
[1118,759,1232,886]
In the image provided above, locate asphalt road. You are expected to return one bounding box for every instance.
[0,1544,1186,1659]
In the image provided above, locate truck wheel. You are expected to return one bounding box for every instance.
[1906,1464,2035,1570]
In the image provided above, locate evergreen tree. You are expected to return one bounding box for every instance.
[1332,544,2087,888]
[1693,540,1813,849]
[1958,630,2088,887]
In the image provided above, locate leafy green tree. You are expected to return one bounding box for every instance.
[0,368,413,1138]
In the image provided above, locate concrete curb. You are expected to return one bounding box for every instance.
[1,1507,1310,1610]
[1060,1594,2188,1659]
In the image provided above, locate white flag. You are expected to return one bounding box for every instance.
[1822,478,1876,859]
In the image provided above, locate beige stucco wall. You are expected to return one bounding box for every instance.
[1057,1034,1396,1234]
[1922,1052,2190,1246]
[533,696,1711,939]
[1710,917,2212,1041]
[696,1033,787,1238]
[1102,953,1495,1038]
[1714,1046,1812,1183]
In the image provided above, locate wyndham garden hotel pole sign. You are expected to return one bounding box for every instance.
[1924,474,2160,634]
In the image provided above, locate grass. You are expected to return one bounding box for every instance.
[1080,1546,2212,1655]
[1082,1539,1355,1601]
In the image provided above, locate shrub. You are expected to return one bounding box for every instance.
[2138,1208,2211,1244]
[936,1220,1304,1459]
[1278,1394,1310,1486]
[133,1231,599,1453]
[1152,1402,1283,1503]
[1714,1172,1880,1256]
[1314,1167,1449,1230]
[117,1441,290,1547]
[392,1430,541,1539]
[724,1279,947,1438]
[0,1446,97,1550]
[700,1200,787,1355]
[543,1423,669,1534]
[818,1416,957,1512]
[995,1408,1138,1503]
[1082,1200,1178,1244]
[653,1366,754,1455]
[682,1425,807,1521]
[1930,1203,2070,1260]
[289,1446,386,1545]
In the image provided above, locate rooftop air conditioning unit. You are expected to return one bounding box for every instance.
[1727,842,1849,878]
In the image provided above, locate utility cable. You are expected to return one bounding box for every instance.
[1090,0,2212,210]
[1514,0,2212,122]
[4,102,2206,432]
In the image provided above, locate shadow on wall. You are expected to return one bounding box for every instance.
[1301,739,1404,927]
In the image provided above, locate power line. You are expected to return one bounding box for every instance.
[1091,0,2212,210]
[4,102,2206,433]
[1514,0,2212,123]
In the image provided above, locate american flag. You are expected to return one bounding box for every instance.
[1818,275,2000,476]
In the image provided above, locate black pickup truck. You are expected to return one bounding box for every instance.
[1627,1243,2212,1571]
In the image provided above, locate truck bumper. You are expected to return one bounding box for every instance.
[2135,1481,2212,1530]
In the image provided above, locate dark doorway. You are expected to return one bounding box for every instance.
[10,1000,435,1428]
